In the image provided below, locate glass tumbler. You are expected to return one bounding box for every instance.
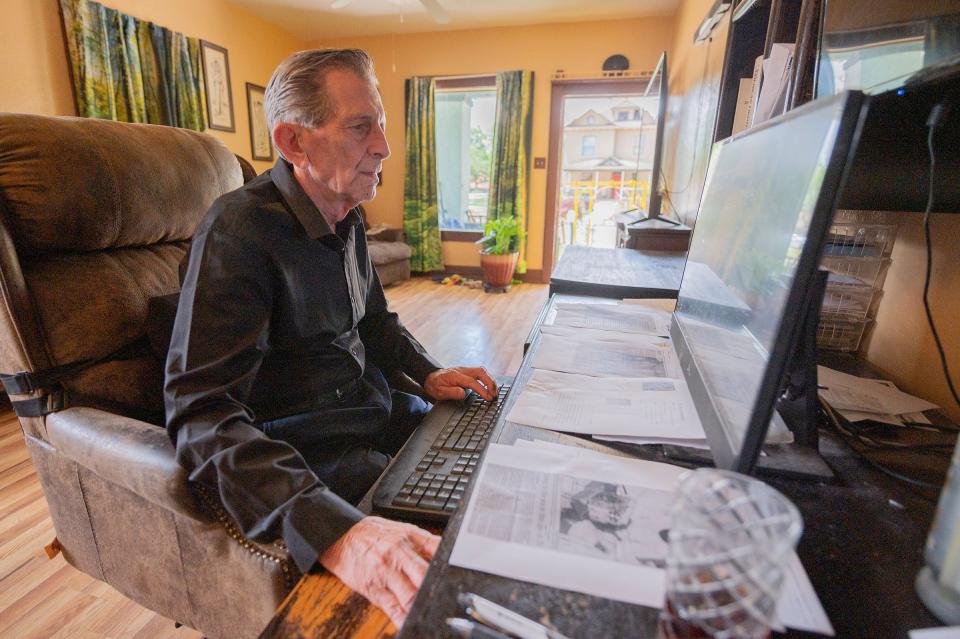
[659,469,803,639]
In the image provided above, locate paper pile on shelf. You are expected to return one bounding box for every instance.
[817,365,938,426]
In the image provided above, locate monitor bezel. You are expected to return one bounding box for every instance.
[669,90,869,474]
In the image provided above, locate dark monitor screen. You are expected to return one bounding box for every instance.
[671,91,867,473]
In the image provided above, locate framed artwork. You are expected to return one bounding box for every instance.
[246,83,273,161]
[200,40,235,132]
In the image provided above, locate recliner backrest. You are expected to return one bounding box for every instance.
[0,114,243,432]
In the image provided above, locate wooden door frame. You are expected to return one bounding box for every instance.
[542,78,648,281]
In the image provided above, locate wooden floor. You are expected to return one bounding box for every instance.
[0,276,548,638]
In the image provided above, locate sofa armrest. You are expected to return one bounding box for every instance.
[367,226,405,243]
[46,407,205,520]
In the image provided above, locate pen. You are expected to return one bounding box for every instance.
[458,593,572,639]
[447,617,512,639]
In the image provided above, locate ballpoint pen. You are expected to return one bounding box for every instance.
[458,592,572,639]
[446,617,512,639]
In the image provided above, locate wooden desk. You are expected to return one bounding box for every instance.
[549,245,685,299]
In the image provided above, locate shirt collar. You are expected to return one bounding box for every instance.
[270,158,361,239]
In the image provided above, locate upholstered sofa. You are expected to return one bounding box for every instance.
[0,114,299,638]
[361,206,412,286]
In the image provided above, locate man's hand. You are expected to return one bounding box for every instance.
[318,516,440,628]
[424,366,497,402]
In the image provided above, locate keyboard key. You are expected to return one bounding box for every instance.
[420,497,446,510]
[437,490,452,500]
[424,488,438,498]
[444,502,458,512]
[412,487,426,496]
[415,463,430,472]
[393,496,419,507]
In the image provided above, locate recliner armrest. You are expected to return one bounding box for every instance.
[46,407,205,520]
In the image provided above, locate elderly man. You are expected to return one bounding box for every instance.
[164,48,496,627]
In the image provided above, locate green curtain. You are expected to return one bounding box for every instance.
[59,0,207,130]
[403,77,444,272]
[488,70,534,272]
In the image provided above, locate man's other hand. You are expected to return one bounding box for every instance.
[318,516,440,628]
[424,366,497,402]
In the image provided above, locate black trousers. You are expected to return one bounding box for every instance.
[259,366,431,505]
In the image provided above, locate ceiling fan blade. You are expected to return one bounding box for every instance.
[330,0,352,9]
[419,0,450,24]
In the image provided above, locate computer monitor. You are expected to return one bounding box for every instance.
[669,91,868,475]
[627,51,675,226]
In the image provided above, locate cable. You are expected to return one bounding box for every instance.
[922,103,960,410]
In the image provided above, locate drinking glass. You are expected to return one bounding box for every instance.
[659,469,803,639]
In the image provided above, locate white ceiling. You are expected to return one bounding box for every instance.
[227,0,679,41]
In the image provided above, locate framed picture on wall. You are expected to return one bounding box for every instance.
[246,82,273,162]
[200,40,235,132]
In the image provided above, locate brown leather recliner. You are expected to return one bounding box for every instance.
[0,114,300,638]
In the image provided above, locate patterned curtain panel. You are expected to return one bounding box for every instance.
[403,77,443,272]
[59,0,207,130]
[488,70,534,271]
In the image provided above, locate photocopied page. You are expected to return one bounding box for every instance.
[491,440,835,636]
[552,303,671,336]
[817,366,939,416]
[533,329,682,379]
[506,369,705,439]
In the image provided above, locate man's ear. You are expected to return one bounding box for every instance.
[273,123,305,167]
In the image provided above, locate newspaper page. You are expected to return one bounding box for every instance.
[534,328,682,379]
[552,303,671,336]
[506,370,705,439]
[451,441,834,636]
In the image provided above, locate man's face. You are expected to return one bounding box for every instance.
[586,491,632,527]
[295,68,390,219]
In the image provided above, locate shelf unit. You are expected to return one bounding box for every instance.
[712,0,821,143]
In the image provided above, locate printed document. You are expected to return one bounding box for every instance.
[506,369,705,439]
[534,327,682,379]
[818,366,939,416]
[551,303,671,336]
[451,441,833,636]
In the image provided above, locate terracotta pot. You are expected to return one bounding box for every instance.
[479,252,519,288]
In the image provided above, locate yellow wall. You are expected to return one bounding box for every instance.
[663,0,726,224]
[314,17,676,272]
[0,0,305,174]
[867,214,960,423]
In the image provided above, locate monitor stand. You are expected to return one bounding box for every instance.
[664,269,835,481]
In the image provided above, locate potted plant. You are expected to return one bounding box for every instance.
[476,215,524,292]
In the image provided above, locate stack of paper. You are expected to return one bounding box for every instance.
[525,302,705,447]
[817,365,938,426]
[450,439,835,636]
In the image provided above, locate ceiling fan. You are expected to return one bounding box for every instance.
[330,0,450,24]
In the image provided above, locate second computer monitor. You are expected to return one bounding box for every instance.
[671,91,867,474]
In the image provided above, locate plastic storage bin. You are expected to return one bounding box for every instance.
[817,318,871,352]
[821,255,891,289]
[820,285,880,321]
[823,223,898,258]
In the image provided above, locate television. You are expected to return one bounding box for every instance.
[667,91,868,476]
[628,51,677,227]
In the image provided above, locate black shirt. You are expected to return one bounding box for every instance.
[164,159,440,573]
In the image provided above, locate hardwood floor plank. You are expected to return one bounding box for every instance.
[0,276,548,637]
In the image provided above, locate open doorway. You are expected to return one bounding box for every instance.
[543,79,651,277]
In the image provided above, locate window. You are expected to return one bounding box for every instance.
[617,111,629,121]
[581,135,597,156]
[435,80,496,232]
[586,115,597,124]
[633,109,641,120]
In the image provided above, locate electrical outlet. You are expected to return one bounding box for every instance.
[534,157,546,169]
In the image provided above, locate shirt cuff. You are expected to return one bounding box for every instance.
[281,485,365,574]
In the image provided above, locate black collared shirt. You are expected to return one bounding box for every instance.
[164,159,440,573]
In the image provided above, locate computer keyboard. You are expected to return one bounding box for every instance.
[372,381,511,523]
